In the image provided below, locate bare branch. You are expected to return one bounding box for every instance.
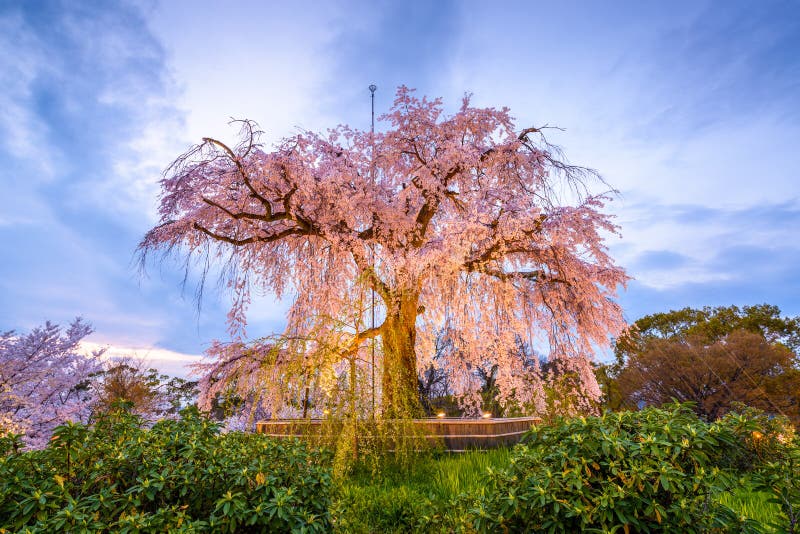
[203,136,274,213]
[192,222,307,245]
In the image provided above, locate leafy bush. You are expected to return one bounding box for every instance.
[716,403,797,471]
[3,401,796,533]
[753,433,800,533]
[713,404,800,532]
[471,404,759,533]
[0,405,332,532]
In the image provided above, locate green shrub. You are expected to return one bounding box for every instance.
[753,434,800,533]
[716,404,797,472]
[714,404,799,532]
[0,406,332,532]
[471,404,760,533]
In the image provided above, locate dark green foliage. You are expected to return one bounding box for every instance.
[755,442,800,534]
[715,404,797,472]
[0,406,332,533]
[330,405,798,533]
[730,411,800,534]
[702,405,800,532]
[472,404,761,533]
[616,304,800,354]
[333,484,440,533]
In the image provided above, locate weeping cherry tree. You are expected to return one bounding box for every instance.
[139,87,628,418]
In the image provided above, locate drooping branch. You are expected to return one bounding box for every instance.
[464,262,570,286]
[517,126,548,141]
[410,168,464,247]
[200,197,278,222]
[460,219,548,275]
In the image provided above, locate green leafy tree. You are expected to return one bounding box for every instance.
[92,358,198,420]
[615,304,799,359]
[609,305,800,423]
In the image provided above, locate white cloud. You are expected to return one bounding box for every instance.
[0,12,58,178]
[3,0,797,358]
[80,341,203,378]
[628,265,734,291]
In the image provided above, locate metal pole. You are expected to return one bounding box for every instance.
[369,84,377,418]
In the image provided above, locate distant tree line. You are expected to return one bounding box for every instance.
[4,303,797,448]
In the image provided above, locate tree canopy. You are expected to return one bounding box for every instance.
[609,305,800,423]
[141,87,628,417]
[615,304,800,358]
[92,358,198,419]
[1,319,201,448]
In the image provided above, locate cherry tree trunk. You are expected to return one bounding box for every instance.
[380,289,422,417]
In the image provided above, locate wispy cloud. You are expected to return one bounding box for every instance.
[0,1,232,362]
[437,0,800,321]
[617,201,800,320]
[144,1,347,145]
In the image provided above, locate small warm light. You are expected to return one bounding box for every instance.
[323,409,330,416]
[437,412,446,418]
[752,430,763,441]
[482,412,492,419]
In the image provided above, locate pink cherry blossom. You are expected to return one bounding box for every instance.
[0,319,103,448]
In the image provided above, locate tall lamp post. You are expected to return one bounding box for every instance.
[369,84,377,418]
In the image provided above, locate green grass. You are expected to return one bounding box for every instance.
[428,448,511,500]
[332,449,509,533]
[720,487,782,531]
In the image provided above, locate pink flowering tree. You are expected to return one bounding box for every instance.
[140,87,627,418]
[0,319,103,448]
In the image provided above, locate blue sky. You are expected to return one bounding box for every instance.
[1,0,798,376]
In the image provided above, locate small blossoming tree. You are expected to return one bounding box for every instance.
[140,87,627,418]
[0,319,103,448]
